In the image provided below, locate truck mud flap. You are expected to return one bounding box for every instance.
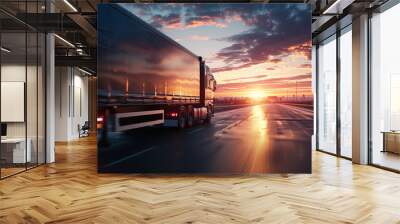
[164,119,178,127]
[115,110,164,131]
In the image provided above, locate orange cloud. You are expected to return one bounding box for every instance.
[270,58,282,64]
[165,22,184,29]
[186,16,227,28]
[298,63,311,68]
[288,41,312,60]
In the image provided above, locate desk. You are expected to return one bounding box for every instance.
[1,138,31,163]
[382,131,400,154]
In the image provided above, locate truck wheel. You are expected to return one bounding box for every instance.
[204,105,212,124]
[187,106,194,128]
[178,109,186,129]
[204,116,211,124]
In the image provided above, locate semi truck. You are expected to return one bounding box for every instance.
[97,4,216,142]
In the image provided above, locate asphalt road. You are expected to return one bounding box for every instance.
[98,104,313,173]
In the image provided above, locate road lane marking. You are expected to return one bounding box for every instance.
[277,105,313,120]
[103,146,156,168]
[214,119,245,138]
[188,127,204,134]
[214,105,254,116]
[280,104,313,115]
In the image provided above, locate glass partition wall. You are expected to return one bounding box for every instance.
[339,27,352,158]
[317,35,337,154]
[316,1,400,171]
[370,3,400,171]
[0,2,46,179]
[316,25,352,159]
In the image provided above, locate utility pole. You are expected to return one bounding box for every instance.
[287,81,289,102]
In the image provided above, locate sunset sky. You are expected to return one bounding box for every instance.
[121,3,312,98]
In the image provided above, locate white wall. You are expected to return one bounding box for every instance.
[55,67,70,141]
[1,65,41,138]
[1,65,26,139]
[1,63,46,164]
[55,67,89,141]
[72,73,89,138]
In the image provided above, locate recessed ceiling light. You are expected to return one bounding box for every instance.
[323,0,355,15]
[78,67,93,76]
[54,34,75,48]
[1,47,11,53]
[63,0,78,12]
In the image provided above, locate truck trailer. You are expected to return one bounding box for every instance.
[97,4,216,141]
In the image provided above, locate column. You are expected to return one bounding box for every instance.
[352,14,369,164]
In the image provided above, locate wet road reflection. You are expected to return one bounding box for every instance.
[99,104,313,173]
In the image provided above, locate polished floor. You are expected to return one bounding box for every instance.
[372,150,400,171]
[1,167,25,178]
[0,136,400,223]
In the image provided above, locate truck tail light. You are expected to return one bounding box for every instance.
[97,116,104,129]
[170,112,178,118]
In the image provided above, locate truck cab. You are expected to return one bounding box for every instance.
[205,65,216,115]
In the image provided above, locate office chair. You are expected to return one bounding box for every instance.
[79,121,90,138]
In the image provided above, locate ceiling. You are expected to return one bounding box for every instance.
[0,0,389,74]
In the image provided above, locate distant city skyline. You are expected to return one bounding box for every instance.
[121,3,312,98]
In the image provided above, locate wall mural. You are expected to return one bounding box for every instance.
[97,3,313,173]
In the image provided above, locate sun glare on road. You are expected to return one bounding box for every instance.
[248,104,269,172]
[252,105,267,136]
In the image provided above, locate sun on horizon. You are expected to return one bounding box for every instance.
[248,90,267,101]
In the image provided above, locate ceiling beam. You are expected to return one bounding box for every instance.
[55,55,96,69]
[67,13,97,46]
[323,0,356,14]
